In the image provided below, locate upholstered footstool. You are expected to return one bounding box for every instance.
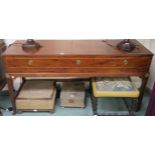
[91,77,140,116]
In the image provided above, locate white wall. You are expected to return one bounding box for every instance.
[4,40,20,90]
[4,39,16,46]
[148,42,155,89]
[138,39,155,89]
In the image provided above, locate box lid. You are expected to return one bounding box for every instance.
[61,82,85,92]
[17,80,55,99]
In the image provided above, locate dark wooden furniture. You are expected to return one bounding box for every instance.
[145,82,155,116]
[2,40,153,114]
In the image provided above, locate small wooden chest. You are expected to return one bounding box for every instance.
[16,80,56,112]
[60,82,85,108]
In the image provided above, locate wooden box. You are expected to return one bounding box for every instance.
[16,80,56,111]
[60,82,85,108]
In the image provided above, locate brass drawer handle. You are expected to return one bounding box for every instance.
[28,60,33,66]
[76,60,81,65]
[123,59,128,65]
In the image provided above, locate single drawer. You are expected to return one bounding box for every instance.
[5,56,151,68]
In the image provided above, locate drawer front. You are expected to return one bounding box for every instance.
[6,57,150,68]
[6,67,148,77]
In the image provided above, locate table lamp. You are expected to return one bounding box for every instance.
[22,39,41,51]
[117,39,135,52]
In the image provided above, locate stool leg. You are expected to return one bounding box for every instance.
[0,110,2,116]
[136,75,149,111]
[92,95,98,115]
[131,98,138,112]
[123,98,135,116]
[126,98,138,116]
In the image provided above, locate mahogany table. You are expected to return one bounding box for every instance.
[2,40,153,114]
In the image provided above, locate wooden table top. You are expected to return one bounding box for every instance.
[3,40,153,57]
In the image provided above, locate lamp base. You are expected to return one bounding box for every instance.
[22,39,41,52]
[117,39,135,52]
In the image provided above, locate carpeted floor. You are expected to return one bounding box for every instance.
[0,90,150,116]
